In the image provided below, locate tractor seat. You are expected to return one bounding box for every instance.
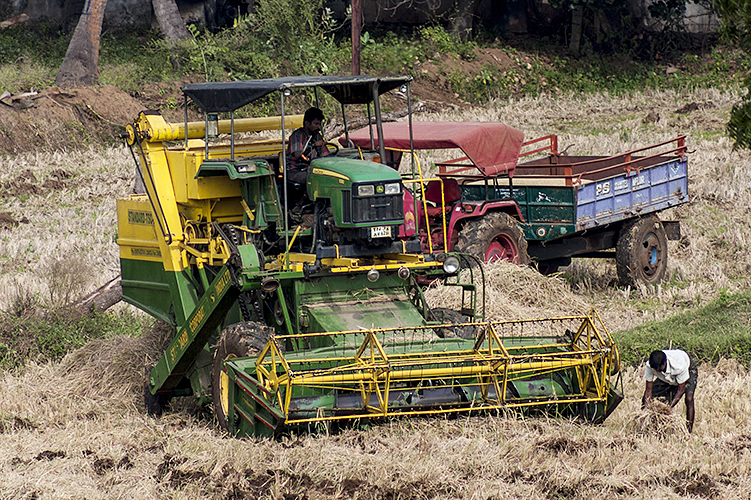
[422,179,462,217]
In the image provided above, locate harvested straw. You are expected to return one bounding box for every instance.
[626,400,690,438]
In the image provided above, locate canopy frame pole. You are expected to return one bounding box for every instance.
[204,112,209,161]
[371,82,387,164]
[281,89,289,271]
[407,81,418,240]
[184,95,188,150]
[341,101,351,147]
[367,103,374,151]
[230,110,235,161]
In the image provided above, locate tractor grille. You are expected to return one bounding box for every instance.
[342,190,352,223]
[352,194,403,223]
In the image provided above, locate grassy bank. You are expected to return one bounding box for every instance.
[1,20,749,103]
[615,288,751,367]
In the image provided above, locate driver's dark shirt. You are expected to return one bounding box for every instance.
[288,127,329,170]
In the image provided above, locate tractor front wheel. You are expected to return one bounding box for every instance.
[456,212,530,265]
[211,322,273,431]
[616,215,668,287]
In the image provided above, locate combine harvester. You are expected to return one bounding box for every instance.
[118,75,622,437]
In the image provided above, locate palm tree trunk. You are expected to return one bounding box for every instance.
[54,0,108,88]
[152,0,192,43]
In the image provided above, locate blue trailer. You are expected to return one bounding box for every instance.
[348,124,689,287]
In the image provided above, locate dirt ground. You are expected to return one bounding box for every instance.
[0,49,520,154]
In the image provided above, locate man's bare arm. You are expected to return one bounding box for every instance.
[670,382,686,408]
[642,380,654,408]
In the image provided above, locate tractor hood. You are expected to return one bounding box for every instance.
[308,156,401,184]
[307,156,401,201]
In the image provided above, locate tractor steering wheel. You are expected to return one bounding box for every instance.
[325,142,340,156]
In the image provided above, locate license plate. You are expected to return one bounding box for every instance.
[370,226,392,238]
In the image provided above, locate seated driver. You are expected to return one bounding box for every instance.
[287,107,329,185]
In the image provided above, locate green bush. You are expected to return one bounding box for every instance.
[0,310,148,370]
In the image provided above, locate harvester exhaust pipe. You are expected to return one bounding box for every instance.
[261,277,280,293]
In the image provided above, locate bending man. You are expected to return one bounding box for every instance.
[642,349,697,433]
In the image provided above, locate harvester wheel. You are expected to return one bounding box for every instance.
[456,212,530,265]
[211,322,274,431]
[429,308,476,339]
[144,382,168,416]
[615,215,667,287]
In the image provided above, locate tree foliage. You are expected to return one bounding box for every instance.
[252,0,337,65]
[715,0,751,148]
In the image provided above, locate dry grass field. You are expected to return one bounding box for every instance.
[1,87,750,499]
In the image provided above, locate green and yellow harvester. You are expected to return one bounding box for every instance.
[118,76,622,437]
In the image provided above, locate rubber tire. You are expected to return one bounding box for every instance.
[211,322,274,431]
[536,257,572,276]
[615,215,668,288]
[144,381,168,417]
[429,308,476,339]
[456,212,530,265]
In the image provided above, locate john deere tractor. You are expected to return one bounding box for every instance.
[118,75,622,437]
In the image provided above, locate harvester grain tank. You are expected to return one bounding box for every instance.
[118,75,622,437]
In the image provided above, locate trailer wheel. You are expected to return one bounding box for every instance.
[456,212,530,265]
[616,215,668,287]
[211,322,274,431]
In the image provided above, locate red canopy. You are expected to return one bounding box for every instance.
[344,121,524,177]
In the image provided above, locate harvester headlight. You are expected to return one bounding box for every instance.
[397,266,411,280]
[443,256,460,274]
[367,268,380,282]
[358,185,375,196]
[384,182,401,195]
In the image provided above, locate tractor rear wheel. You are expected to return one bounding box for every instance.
[211,322,274,431]
[616,215,668,287]
[456,212,530,265]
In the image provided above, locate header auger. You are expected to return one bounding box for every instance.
[117,75,622,437]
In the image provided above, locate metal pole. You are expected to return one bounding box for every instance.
[367,102,374,151]
[184,95,188,150]
[230,110,235,160]
[204,113,209,160]
[351,0,361,75]
[371,82,387,164]
[281,90,289,271]
[407,81,418,237]
[341,101,350,147]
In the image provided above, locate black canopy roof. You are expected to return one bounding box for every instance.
[181,75,412,113]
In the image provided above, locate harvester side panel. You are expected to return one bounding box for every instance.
[148,265,240,394]
[117,197,201,325]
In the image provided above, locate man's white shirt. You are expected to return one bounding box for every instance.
[644,349,690,385]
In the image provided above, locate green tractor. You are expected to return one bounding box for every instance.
[118,75,622,437]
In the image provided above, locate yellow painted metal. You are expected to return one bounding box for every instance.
[394,146,450,254]
[125,111,304,274]
[262,251,438,273]
[116,197,163,263]
[140,114,304,143]
[250,310,618,424]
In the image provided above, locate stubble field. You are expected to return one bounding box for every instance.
[0,86,750,499]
